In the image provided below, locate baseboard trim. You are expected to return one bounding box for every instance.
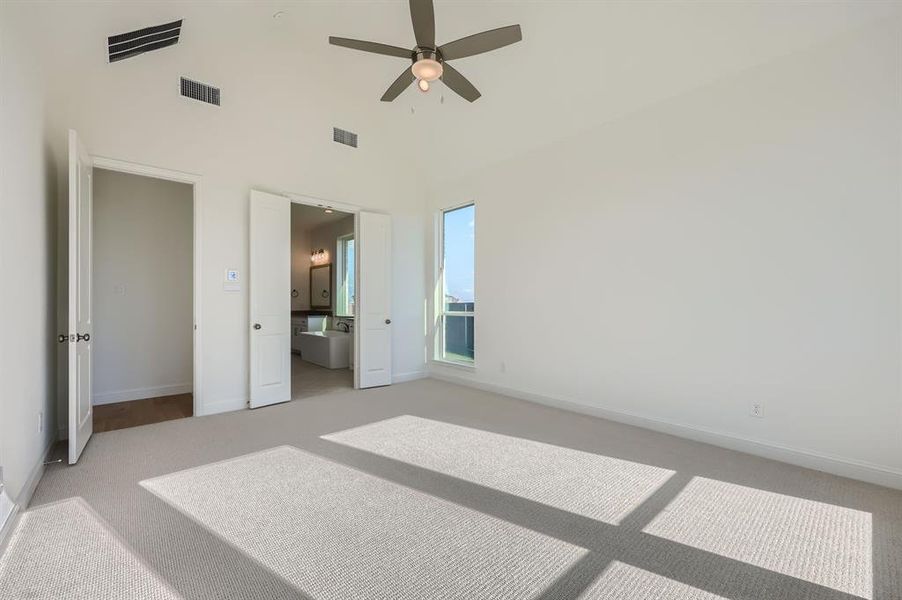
[392,370,427,384]
[429,372,902,491]
[14,438,57,510]
[92,383,192,406]
[0,494,17,554]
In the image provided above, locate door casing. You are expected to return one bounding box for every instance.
[80,155,203,417]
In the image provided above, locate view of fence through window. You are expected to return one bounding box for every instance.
[442,204,475,362]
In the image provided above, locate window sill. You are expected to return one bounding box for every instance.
[430,358,476,371]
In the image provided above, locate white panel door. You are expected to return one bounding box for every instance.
[249,190,291,408]
[68,130,94,464]
[357,212,392,388]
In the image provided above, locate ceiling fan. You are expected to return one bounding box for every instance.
[329,0,522,102]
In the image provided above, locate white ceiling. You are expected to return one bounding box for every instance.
[24,0,901,185]
[291,202,352,230]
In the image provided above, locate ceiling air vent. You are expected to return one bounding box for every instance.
[180,77,221,107]
[108,19,182,63]
[333,127,358,148]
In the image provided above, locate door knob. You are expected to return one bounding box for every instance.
[76,333,90,342]
[58,334,68,343]
[253,323,262,330]
[385,318,391,325]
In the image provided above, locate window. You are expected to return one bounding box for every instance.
[438,204,475,364]
[336,233,355,317]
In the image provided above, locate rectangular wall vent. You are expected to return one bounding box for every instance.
[109,19,182,63]
[180,77,221,106]
[333,127,358,148]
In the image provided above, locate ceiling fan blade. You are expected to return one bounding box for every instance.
[381,68,416,101]
[409,0,436,48]
[329,37,412,59]
[440,62,481,102]
[438,25,522,61]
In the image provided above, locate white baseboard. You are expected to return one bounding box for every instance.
[429,371,902,491]
[0,489,15,540]
[0,423,56,550]
[92,383,192,406]
[0,493,17,554]
[15,438,57,510]
[392,370,427,384]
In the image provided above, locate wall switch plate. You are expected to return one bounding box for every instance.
[225,269,239,282]
[750,403,764,418]
[38,410,44,433]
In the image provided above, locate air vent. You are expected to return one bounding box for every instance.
[108,19,181,63]
[180,77,221,106]
[333,127,358,148]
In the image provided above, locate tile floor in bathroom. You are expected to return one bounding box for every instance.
[291,353,354,400]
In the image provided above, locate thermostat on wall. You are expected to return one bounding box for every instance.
[223,268,240,292]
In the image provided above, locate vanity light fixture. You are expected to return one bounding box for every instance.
[311,248,328,263]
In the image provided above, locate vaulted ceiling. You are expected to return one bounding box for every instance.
[23,0,901,186]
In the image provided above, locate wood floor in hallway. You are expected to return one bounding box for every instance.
[92,394,193,432]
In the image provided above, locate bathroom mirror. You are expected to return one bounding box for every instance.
[310,264,332,309]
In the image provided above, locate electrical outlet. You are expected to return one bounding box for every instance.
[499,361,506,373]
[750,403,764,418]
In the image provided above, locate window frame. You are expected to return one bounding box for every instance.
[434,202,476,367]
[335,233,355,318]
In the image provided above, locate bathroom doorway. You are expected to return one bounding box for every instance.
[289,202,355,399]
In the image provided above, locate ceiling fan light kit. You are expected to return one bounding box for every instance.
[411,50,442,82]
[329,0,522,102]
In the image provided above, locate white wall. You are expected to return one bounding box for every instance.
[429,19,902,483]
[311,214,354,314]
[291,210,355,314]
[92,169,193,405]
[290,208,312,312]
[0,2,58,504]
[12,2,428,418]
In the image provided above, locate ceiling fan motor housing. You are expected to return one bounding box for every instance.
[414,48,441,63]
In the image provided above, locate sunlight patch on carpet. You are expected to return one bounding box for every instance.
[322,415,675,524]
[141,446,585,600]
[0,498,181,600]
[579,561,726,599]
[643,477,872,599]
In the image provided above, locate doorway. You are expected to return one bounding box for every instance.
[290,203,355,400]
[90,168,194,432]
[248,190,392,409]
[63,131,203,463]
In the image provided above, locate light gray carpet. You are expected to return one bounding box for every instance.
[142,446,583,600]
[323,415,675,524]
[643,476,872,598]
[0,498,181,600]
[19,378,902,599]
[578,561,725,599]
